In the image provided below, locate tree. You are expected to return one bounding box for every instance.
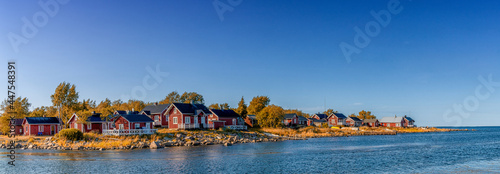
[248,96,270,115]
[29,106,49,117]
[357,110,376,119]
[0,97,31,134]
[0,97,31,118]
[96,98,114,117]
[323,109,338,116]
[235,97,248,118]
[256,104,284,128]
[179,92,204,104]
[349,113,357,117]
[209,103,230,110]
[284,109,310,117]
[50,82,79,123]
[75,110,93,124]
[159,91,181,104]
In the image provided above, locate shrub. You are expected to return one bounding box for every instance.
[56,128,83,141]
[321,123,329,128]
[27,137,35,143]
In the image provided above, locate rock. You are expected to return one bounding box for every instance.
[224,143,232,146]
[150,141,160,149]
[130,146,135,149]
[99,148,104,151]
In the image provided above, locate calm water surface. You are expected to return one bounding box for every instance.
[2,127,500,174]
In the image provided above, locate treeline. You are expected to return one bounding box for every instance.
[0,82,378,133]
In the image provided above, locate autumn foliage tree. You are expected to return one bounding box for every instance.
[256,104,284,128]
[51,82,79,123]
[323,109,338,116]
[248,96,270,115]
[357,110,376,119]
[209,103,230,110]
[234,97,248,118]
[0,97,31,134]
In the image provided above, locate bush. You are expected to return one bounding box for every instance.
[321,123,329,128]
[27,137,35,143]
[56,128,83,141]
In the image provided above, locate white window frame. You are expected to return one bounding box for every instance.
[135,123,140,129]
[165,115,169,122]
[154,115,159,122]
[173,117,178,124]
[87,123,91,130]
[119,124,124,129]
[39,125,44,132]
[185,117,190,124]
[19,128,22,133]
[194,117,198,124]
[146,123,150,129]
[233,118,236,125]
[74,123,77,129]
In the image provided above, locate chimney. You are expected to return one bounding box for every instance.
[154,102,158,106]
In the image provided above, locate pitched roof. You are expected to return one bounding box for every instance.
[25,117,61,124]
[119,114,154,123]
[380,116,404,123]
[405,116,414,122]
[363,119,378,123]
[311,119,326,123]
[211,109,241,118]
[14,118,24,126]
[330,113,347,119]
[284,114,298,119]
[349,117,362,122]
[172,103,210,114]
[115,110,127,115]
[247,115,257,119]
[87,114,106,122]
[313,114,328,119]
[298,116,309,121]
[142,104,170,114]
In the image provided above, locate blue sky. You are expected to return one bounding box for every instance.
[1,0,499,126]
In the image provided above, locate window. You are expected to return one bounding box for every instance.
[173,117,178,124]
[87,124,91,130]
[119,124,124,129]
[201,117,205,124]
[39,125,44,132]
[146,123,150,129]
[74,123,77,129]
[135,123,140,129]
[185,117,190,124]
[174,109,178,114]
[166,115,169,122]
[154,116,159,122]
[233,118,236,125]
[194,117,198,124]
[19,129,22,133]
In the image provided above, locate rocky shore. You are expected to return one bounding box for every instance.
[0,127,468,151]
[0,131,300,151]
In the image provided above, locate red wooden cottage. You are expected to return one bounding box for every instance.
[327,113,348,126]
[283,113,299,127]
[363,119,380,127]
[403,116,415,127]
[297,116,309,126]
[346,117,363,127]
[167,103,211,130]
[141,103,170,128]
[379,116,405,127]
[23,117,62,136]
[67,112,107,133]
[12,118,24,135]
[209,109,246,130]
[113,114,154,130]
[311,114,328,120]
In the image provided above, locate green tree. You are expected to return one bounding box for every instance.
[159,91,181,104]
[50,82,79,123]
[256,104,284,128]
[357,110,376,119]
[248,96,270,115]
[179,92,204,104]
[235,97,248,118]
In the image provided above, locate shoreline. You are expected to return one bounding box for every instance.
[0,127,470,151]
